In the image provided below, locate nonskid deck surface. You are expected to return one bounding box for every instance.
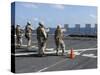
[14,46,97,73]
[13,37,97,73]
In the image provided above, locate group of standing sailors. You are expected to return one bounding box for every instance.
[15,21,65,56]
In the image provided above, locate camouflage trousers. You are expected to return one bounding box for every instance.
[25,33,32,47]
[16,35,22,47]
[37,38,47,55]
[55,39,65,55]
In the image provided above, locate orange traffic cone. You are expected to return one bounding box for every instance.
[69,48,75,59]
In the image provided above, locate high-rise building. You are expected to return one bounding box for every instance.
[75,24,80,35]
[95,24,97,29]
[85,24,91,35]
[94,24,97,35]
[64,24,69,29]
[64,24,69,33]
[85,24,91,28]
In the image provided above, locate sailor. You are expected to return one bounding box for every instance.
[36,22,47,56]
[25,21,33,48]
[54,25,65,55]
[15,24,23,47]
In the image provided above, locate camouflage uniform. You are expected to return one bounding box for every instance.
[54,25,65,55]
[16,25,22,47]
[36,22,47,56]
[25,22,33,47]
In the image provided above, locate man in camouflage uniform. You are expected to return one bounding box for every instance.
[25,21,33,48]
[16,24,23,47]
[54,25,65,55]
[36,22,47,56]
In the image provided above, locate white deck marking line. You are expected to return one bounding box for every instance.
[82,54,97,58]
[37,59,68,72]
[12,52,38,56]
[16,45,97,51]
[15,45,38,48]
[12,48,97,56]
[44,48,97,54]
[69,48,97,52]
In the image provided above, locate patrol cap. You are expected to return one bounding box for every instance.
[57,24,61,28]
[27,21,31,25]
[17,24,20,27]
[39,21,44,27]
